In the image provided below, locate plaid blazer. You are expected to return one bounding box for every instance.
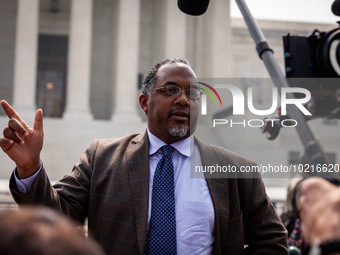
[10,132,288,254]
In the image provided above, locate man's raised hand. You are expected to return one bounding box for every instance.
[0,100,44,179]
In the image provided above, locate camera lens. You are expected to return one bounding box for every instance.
[329,38,340,76]
[317,27,340,77]
[336,42,340,68]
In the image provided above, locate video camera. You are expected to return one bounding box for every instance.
[262,1,340,139]
[282,25,340,119]
[283,26,340,80]
[283,0,340,81]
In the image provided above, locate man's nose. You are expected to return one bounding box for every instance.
[174,90,190,105]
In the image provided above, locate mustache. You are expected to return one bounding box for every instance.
[168,107,190,118]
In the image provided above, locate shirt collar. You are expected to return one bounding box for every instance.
[147,129,191,157]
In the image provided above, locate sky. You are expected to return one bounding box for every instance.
[230,0,340,24]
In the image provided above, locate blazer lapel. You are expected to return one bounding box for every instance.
[126,132,150,254]
[195,137,230,255]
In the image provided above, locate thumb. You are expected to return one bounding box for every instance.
[34,109,44,134]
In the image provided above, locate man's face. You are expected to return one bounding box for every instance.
[139,63,200,144]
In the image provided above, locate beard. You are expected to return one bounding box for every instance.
[168,125,189,138]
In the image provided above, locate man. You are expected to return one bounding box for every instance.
[0,58,288,254]
[300,177,340,254]
[0,206,105,255]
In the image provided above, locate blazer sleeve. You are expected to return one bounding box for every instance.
[242,176,288,254]
[9,140,99,224]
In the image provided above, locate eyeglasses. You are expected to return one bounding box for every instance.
[150,85,202,99]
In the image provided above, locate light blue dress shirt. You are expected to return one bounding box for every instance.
[147,130,214,255]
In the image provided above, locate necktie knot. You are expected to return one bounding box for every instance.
[161,145,174,158]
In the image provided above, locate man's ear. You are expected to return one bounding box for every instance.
[139,94,148,114]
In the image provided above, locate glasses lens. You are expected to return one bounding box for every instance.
[188,88,201,99]
[165,86,181,96]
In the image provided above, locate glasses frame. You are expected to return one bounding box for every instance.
[150,85,202,99]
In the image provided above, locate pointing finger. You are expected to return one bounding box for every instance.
[1,100,20,119]
[0,100,29,130]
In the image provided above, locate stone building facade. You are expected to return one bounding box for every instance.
[0,0,339,200]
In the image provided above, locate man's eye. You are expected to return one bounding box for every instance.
[166,87,179,95]
[190,89,199,96]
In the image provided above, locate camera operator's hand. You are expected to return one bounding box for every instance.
[0,100,43,179]
[300,177,340,245]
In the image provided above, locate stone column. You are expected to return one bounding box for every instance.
[194,0,231,128]
[111,0,141,122]
[12,0,39,117]
[63,0,93,120]
[196,0,232,77]
[163,0,187,59]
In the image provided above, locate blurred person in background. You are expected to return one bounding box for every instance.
[300,177,340,255]
[0,206,105,255]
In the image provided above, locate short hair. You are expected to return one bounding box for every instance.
[141,58,191,95]
[0,206,105,255]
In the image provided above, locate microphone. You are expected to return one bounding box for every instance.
[332,0,340,16]
[177,0,210,16]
